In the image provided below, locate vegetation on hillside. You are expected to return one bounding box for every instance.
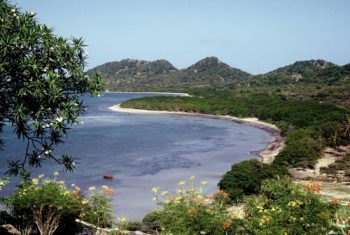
[94,56,350,110]
[88,57,251,91]
[239,60,350,109]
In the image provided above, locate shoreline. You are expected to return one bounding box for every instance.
[104,91,191,96]
[109,104,285,164]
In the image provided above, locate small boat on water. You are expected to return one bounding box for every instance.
[103,175,114,180]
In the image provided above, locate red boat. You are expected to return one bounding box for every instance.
[103,175,114,180]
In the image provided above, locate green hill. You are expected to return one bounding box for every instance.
[89,58,350,108]
[236,59,350,109]
[87,59,178,91]
[246,59,349,85]
[88,57,251,91]
[181,56,251,81]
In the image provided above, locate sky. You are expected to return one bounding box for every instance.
[11,0,350,74]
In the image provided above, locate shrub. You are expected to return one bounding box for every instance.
[80,185,115,228]
[4,173,115,235]
[6,173,82,235]
[218,159,288,201]
[149,177,245,235]
[147,177,342,234]
[243,177,340,234]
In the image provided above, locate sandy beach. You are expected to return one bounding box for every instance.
[109,104,285,164]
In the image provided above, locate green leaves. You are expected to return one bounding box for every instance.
[243,177,340,234]
[0,0,105,175]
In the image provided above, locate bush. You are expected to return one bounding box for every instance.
[243,177,340,234]
[4,173,115,235]
[218,160,288,201]
[81,185,115,228]
[6,173,82,235]
[149,177,245,235]
[142,211,162,231]
[147,176,342,234]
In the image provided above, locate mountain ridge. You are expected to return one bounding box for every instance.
[88,57,350,92]
[88,56,252,91]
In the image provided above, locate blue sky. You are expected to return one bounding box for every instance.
[11,0,350,74]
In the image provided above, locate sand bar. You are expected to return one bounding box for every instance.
[109,104,285,164]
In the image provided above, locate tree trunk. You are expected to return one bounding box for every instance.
[33,206,62,235]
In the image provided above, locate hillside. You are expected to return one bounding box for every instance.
[181,56,251,81]
[89,57,350,108]
[236,59,350,109]
[87,59,178,91]
[88,57,251,91]
[244,59,349,85]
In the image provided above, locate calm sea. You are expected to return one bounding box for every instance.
[0,92,271,220]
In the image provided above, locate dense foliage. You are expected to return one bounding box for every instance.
[88,57,251,91]
[122,92,350,168]
[0,0,105,176]
[218,159,289,201]
[146,177,343,235]
[6,174,82,235]
[242,177,341,234]
[3,173,115,235]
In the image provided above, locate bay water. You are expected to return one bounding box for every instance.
[0,92,271,220]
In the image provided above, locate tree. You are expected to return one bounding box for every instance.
[341,114,350,139]
[0,0,104,176]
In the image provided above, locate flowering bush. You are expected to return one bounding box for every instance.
[5,172,115,235]
[243,178,340,235]
[148,176,344,235]
[7,173,82,235]
[80,185,115,228]
[150,176,244,235]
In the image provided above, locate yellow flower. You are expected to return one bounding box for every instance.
[101,185,108,190]
[31,178,39,185]
[38,174,44,179]
[81,199,89,205]
[178,181,186,187]
[151,187,159,193]
[161,191,169,196]
[118,216,127,223]
[43,179,51,184]
[88,186,96,191]
[201,181,208,186]
[53,171,59,176]
[189,176,196,181]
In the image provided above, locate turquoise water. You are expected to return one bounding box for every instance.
[0,92,271,220]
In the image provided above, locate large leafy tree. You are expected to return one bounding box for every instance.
[0,0,104,176]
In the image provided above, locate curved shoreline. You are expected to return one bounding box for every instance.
[109,104,285,164]
[104,91,191,96]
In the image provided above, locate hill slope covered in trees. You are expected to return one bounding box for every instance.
[88,57,251,91]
